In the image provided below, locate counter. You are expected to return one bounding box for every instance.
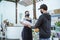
[6,26,23,39]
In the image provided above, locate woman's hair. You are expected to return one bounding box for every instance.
[25,11,29,14]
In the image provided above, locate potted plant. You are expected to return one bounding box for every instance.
[55,21,60,39]
[55,21,60,31]
[55,21,60,27]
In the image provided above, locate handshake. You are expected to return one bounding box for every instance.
[20,20,39,32]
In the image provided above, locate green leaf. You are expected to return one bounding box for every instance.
[55,21,60,27]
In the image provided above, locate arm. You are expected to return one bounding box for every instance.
[26,19,32,28]
[34,15,43,28]
[20,18,28,26]
[27,15,43,28]
[20,18,32,27]
[20,21,28,26]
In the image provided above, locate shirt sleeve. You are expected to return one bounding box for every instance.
[20,18,26,22]
[34,15,43,28]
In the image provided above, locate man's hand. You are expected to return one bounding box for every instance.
[34,28,39,32]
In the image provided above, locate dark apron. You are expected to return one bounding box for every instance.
[22,19,33,40]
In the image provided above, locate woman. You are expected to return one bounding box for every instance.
[20,11,33,40]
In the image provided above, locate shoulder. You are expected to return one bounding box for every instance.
[39,15,44,19]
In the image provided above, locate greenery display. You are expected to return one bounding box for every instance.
[55,21,60,27]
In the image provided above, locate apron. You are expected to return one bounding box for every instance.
[22,19,33,40]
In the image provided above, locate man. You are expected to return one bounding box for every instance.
[34,4,51,40]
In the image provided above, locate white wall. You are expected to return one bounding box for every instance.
[6,27,23,39]
[0,1,26,24]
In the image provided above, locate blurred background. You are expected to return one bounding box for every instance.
[0,0,60,40]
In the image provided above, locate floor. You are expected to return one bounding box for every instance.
[0,38,20,40]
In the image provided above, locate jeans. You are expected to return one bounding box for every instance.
[39,38,50,40]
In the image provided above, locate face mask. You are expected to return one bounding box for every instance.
[40,11,43,14]
[25,14,30,17]
[41,11,43,13]
[40,10,43,14]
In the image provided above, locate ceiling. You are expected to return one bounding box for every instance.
[1,0,43,6]
[19,0,42,6]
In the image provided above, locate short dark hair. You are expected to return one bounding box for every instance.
[25,11,29,14]
[40,4,48,10]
